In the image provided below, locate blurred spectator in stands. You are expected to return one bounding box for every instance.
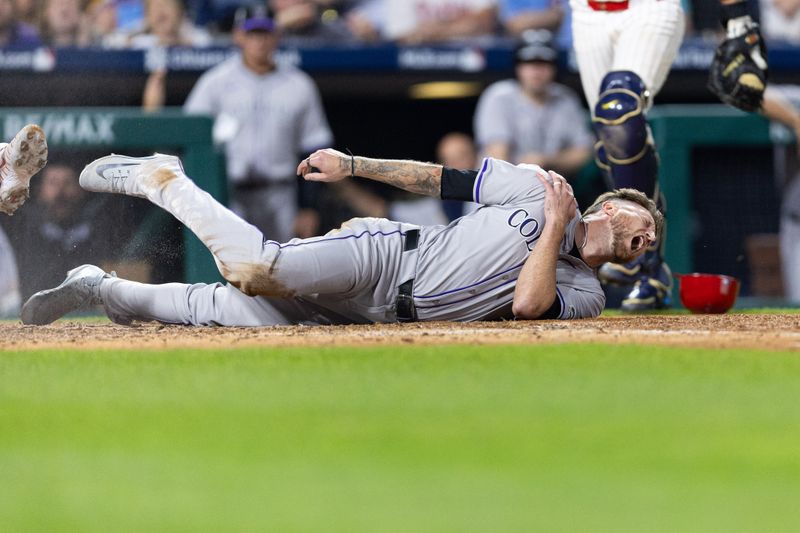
[349,0,498,43]
[106,0,211,48]
[0,224,21,317]
[38,0,89,47]
[437,131,478,171]
[346,0,383,41]
[13,0,38,27]
[474,30,591,177]
[761,0,800,43]
[761,86,800,302]
[83,0,117,45]
[270,0,350,40]
[112,0,143,32]
[436,132,481,219]
[500,0,562,35]
[2,160,113,300]
[185,0,240,31]
[0,0,41,47]
[165,5,332,241]
[499,0,573,49]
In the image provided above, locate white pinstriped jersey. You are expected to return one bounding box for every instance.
[413,158,605,321]
[570,0,686,108]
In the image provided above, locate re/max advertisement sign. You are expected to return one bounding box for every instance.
[2,114,116,146]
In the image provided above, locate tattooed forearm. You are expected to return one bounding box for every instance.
[352,157,442,197]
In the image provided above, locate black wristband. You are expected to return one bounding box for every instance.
[441,166,479,201]
[720,0,749,25]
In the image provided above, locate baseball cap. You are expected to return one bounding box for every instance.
[234,5,276,32]
[514,30,557,64]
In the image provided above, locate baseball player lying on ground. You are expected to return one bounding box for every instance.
[21,149,661,326]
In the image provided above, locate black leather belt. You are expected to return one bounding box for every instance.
[396,229,419,323]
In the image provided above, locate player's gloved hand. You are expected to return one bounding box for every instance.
[297,148,352,183]
[708,14,768,112]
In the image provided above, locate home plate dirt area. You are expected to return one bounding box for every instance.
[2,314,800,351]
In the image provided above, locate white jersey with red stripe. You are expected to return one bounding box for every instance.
[570,0,686,109]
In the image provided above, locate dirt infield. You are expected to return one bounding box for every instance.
[2,314,799,351]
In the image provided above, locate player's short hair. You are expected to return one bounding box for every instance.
[582,188,664,242]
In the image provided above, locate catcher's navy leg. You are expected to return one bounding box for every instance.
[592,70,658,198]
[593,71,672,311]
[593,140,613,190]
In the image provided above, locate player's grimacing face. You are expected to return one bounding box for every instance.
[608,202,656,263]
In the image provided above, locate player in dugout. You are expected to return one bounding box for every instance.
[21,149,661,326]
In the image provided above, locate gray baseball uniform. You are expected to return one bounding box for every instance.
[100,157,605,326]
[185,56,332,184]
[767,85,800,302]
[474,80,593,163]
[0,224,20,317]
[184,54,333,241]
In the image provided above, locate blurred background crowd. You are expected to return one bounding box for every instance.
[1,0,800,316]
[0,0,797,49]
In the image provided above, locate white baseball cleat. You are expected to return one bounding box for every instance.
[79,153,184,198]
[0,124,48,215]
[21,264,112,325]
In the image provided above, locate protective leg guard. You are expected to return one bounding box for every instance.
[620,260,673,312]
[592,70,659,198]
[593,72,673,310]
[593,141,613,190]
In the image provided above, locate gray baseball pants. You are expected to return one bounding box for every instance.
[99,166,420,326]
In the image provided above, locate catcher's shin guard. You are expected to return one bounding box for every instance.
[600,248,673,312]
[592,70,658,199]
[593,140,613,189]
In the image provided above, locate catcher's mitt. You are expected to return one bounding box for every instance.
[708,22,768,113]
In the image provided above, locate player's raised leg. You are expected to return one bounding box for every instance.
[78,153,408,307]
[0,124,48,215]
[79,153,278,293]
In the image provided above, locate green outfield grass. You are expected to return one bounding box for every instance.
[3,344,800,532]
